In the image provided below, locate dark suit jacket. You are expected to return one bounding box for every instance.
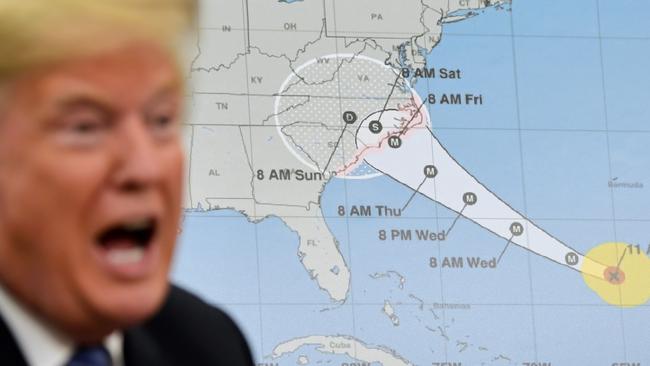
[0,286,254,366]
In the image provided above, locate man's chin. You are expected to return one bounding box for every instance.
[65,280,171,342]
[99,280,170,325]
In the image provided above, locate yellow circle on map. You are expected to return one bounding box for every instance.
[582,242,650,308]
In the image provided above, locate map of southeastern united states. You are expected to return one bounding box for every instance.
[187,0,508,302]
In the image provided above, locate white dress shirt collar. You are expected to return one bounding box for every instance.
[0,284,123,366]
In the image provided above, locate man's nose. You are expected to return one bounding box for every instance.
[111,116,163,192]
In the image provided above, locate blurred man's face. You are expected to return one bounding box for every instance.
[0,43,184,341]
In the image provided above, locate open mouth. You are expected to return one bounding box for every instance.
[96,218,158,266]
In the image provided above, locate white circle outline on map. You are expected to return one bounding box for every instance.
[273,54,429,180]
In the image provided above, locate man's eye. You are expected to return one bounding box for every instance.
[71,120,105,134]
[54,111,110,147]
[146,108,179,140]
[151,114,173,129]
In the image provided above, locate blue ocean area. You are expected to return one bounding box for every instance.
[173,1,650,365]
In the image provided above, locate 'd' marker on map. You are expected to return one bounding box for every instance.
[322,111,358,174]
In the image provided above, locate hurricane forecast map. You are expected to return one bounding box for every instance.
[172,1,650,365]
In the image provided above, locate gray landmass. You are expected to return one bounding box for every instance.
[186,0,511,302]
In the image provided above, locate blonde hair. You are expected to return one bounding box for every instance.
[0,0,196,82]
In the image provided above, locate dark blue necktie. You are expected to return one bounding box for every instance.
[65,345,112,366]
